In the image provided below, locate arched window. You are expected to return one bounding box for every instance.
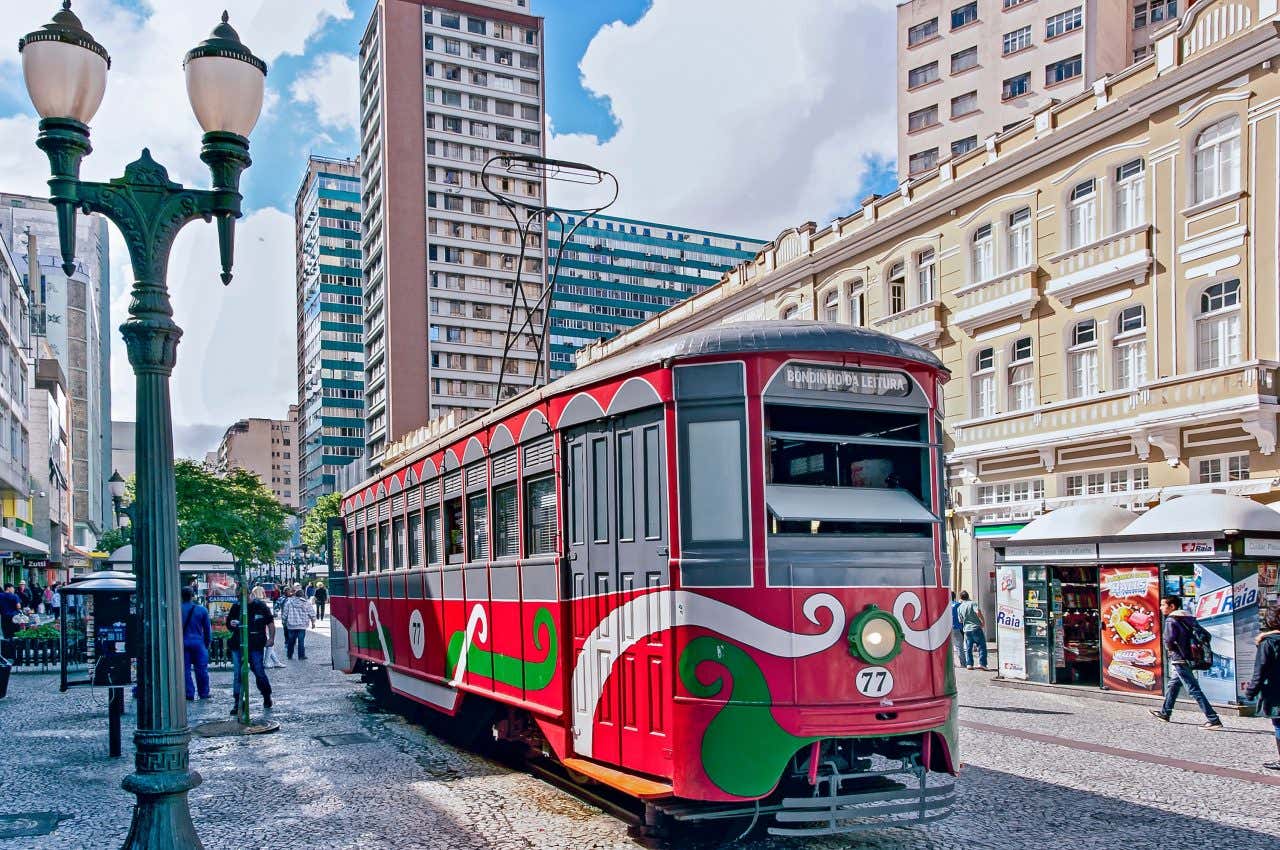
[1007,207,1032,269]
[972,347,996,417]
[971,224,994,282]
[1114,305,1147,389]
[888,262,906,314]
[1193,116,1241,205]
[849,279,865,327]
[782,304,800,321]
[1196,280,1241,369]
[1068,179,1096,248]
[1067,319,1098,397]
[916,248,936,303]
[1008,336,1034,411]
[821,288,840,321]
[1115,159,1145,230]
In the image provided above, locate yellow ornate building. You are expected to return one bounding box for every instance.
[578,0,1280,620]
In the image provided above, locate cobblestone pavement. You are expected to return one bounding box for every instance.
[1,630,1277,850]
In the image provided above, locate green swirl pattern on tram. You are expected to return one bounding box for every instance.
[351,621,395,663]
[447,607,558,690]
[678,635,819,798]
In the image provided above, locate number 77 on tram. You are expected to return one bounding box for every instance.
[330,321,958,836]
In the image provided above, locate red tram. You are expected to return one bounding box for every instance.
[331,321,958,836]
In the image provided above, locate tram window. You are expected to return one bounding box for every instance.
[492,483,519,558]
[355,531,366,574]
[392,516,406,570]
[617,431,635,541]
[591,437,609,542]
[444,498,463,562]
[685,419,744,542]
[426,505,442,563]
[366,527,378,572]
[642,425,662,540]
[380,521,392,571]
[408,512,423,567]
[467,493,489,560]
[568,443,585,545]
[526,474,557,554]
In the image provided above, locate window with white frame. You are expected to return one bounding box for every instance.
[1115,159,1145,230]
[1068,179,1097,248]
[1064,467,1150,496]
[1111,466,1149,492]
[849,280,866,327]
[1113,305,1147,390]
[917,248,937,303]
[971,224,994,282]
[976,479,1045,505]
[1007,207,1032,269]
[1193,116,1241,204]
[888,262,906,314]
[1008,336,1034,411]
[1068,319,1099,397]
[822,288,840,321]
[1064,472,1108,496]
[1197,453,1250,483]
[1003,25,1032,55]
[973,347,996,417]
[1046,6,1083,38]
[782,305,800,320]
[1196,280,1241,369]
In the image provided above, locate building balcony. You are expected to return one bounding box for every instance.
[950,266,1039,334]
[950,361,1280,465]
[1046,225,1152,306]
[872,300,942,347]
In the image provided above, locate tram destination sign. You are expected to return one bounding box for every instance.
[781,365,911,397]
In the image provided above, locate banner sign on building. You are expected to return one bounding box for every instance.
[1099,565,1162,694]
[995,565,1027,680]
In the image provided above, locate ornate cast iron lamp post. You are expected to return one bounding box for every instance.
[19,5,266,848]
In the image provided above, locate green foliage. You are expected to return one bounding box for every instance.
[300,491,343,567]
[14,623,64,641]
[96,462,293,566]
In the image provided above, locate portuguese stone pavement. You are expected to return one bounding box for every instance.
[0,626,1276,849]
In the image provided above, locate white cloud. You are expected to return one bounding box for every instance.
[290,52,360,131]
[547,0,898,239]
[0,1,352,455]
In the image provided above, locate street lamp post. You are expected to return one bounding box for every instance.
[19,5,266,849]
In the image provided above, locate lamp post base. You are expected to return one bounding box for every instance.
[120,768,203,850]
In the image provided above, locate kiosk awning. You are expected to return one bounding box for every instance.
[766,485,937,524]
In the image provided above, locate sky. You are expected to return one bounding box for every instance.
[0,0,899,460]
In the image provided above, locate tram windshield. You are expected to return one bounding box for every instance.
[765,405,937,537]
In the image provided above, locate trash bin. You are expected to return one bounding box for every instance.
[0,657,11,699]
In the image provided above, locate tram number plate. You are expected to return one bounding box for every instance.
[409,609,426,659]
[855,667,894,698]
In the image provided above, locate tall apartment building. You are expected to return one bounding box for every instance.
[0,194,112,549]
[359,0,547,470]
[896,0,1137,177]
[212,405,300,509]
[545,212,766,377]
[579,0,1280,627]
[295,155,365,510]
[31,354,71,571]
[0,231,40,587]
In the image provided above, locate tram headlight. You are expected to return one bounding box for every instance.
[847,605,904,665]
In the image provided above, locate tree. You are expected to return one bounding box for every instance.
[300,491,343,567]
[95,462,293,565]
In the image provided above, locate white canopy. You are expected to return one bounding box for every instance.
[766,485,937,524]
[1009,504,1138,542]
[1120,494,1280,536]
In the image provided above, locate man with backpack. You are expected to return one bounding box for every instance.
[1150,594,1223,729]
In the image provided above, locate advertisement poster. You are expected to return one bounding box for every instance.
[995,566,1027,680]
[1099,565,1162,693]
[1192,563,1251,703]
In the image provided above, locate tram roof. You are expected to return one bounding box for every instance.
[356,321,942,495]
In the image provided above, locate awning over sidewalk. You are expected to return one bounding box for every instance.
[0,526,50,556]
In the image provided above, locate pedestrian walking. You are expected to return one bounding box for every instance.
[180,586,212,701]
[305,582,316,600]
[16,581,34,612]
[0,583,21,656]
[49,583,60,618]
[280,586,316,660]
[1150,594,1223,729]
[313,582,328,621]
[950,591,964,666]
[955,590,989,670]
[1244,605,1280,770]
[227,585,275,714]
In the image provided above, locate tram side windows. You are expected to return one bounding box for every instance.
[408,511,423,568]
[426,505,442,564]
[567,442,586,546]
[467,493,489,560]
[444,498,464,563]
[674,362,751,586]
[525,474,557,555]
[392,516,406,570]
[366,526,378,572]
[380,521,392,571]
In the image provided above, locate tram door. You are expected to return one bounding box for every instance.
[566,408,670,775]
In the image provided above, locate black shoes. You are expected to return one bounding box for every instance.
[263,694,273,710]
[1149,710,1170,721]
[229,705,239,716]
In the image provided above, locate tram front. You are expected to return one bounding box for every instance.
[668,336,957,836]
